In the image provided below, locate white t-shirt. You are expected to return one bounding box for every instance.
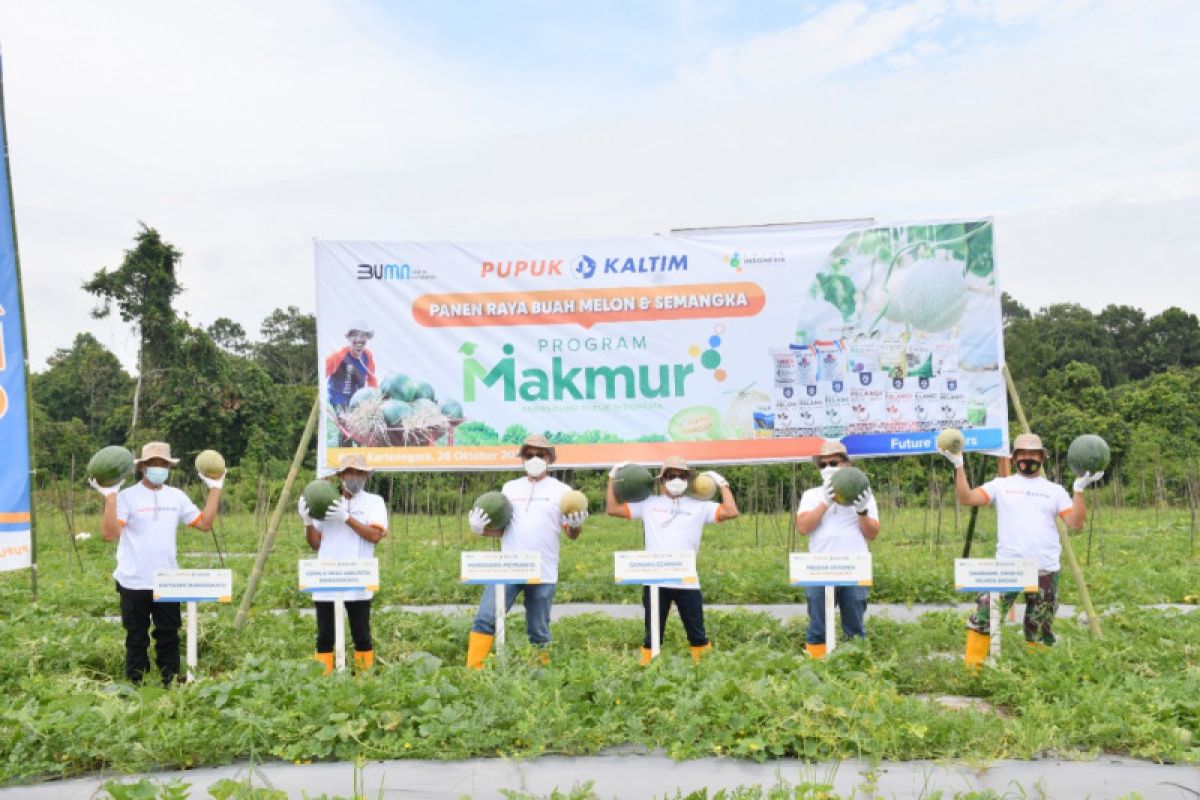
[312,490,388,602]
[797,486,879,554]
[979,475,1073,572]
[624,494,721,590]
[113,483,201,590]
[500,476,571,584]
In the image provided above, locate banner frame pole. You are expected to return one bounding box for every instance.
[649,584,660,658]
[334,598,346,672]
[186,601,198,682]
[824,585,836,653]
[493,583,506,660]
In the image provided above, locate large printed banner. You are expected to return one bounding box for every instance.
[315,218,1007,470]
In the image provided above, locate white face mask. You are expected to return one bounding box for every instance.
[145,466,169,486]
[342,476,366,495]
[524,457,548,477]
[664,478,689,497]
[820,465,841,482]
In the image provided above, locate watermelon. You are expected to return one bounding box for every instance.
[349,387,380,409]
[473,491,513,530]
[1067,434,1110,475]
[613,463,655,504]
[936,428,965,455]
[87,445,134,487]
[560,489,589,515]
[830,467,870,506]
[380,373,411,400]
[380,400,412,426]
[688,473,718,501]
[195,449,226,479]
[303,479,340,521]
[414,382,437,402]
[440,399,464,419]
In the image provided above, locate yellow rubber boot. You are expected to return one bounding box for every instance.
[314,652,334,676]
[466,632,494,670]
[805,643,827,659]
[965,630,990,669]
[353,650,375,672]
[690,643,713,663]
[639,647,653,666]
[1025,640,1047,654]
[536,649,550,666]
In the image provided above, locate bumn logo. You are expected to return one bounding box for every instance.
[357,263,412,281]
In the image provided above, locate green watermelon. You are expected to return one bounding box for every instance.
[380,400,412,426]
[830,467,870,506]
[414,382,437,402]
[936,428,965,455]
[1067,434,1110,475]
[440,399,464,419]
[87,445,135,487]
[303,479,340,521]
[195,449,226,478]
[380,373,410,400]
[349,387,380,409]
[473,491,512,530]
[613,463,655,504]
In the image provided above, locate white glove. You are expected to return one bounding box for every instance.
[563,510,588,530]
[939,448,964,469]
[199,471,225,490]
[468,507,491,535]
[820,480,836,506]
[608,461,630,480]
[1073,471,1104,493]
[702,470,728,488]
[853,488,873,514]
[89,477,121,497]
[325,498,350,524]
[297,497,314,527]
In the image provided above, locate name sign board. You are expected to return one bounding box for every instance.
[461,551,542,584]
[154,569,233,602]
[954,558,1037,593]
[298,559,380,593]
[789,552,873,587]
[614,551,698,585]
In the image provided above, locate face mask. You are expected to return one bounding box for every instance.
[1016,459,1041,476]
[342,476,366,495]
[820,465,841,482]
[145,467,169,486]
[664,478,689,497]
[524,457,547,478]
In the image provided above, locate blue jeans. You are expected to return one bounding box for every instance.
[471,583,557,645]
[805,586,869,644]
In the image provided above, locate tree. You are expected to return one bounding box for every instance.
[1140,308,1200,378]
[254,306,316,385]
[1000,291,1030,324]
[31,333,133,442]
[206,318,251,355]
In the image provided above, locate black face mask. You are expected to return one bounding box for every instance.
[1016,459,1041,476]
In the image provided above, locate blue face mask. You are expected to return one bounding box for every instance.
[145,467,169,485]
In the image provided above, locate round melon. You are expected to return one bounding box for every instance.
[560,490,589,515]
[830,466,870,506]
[667,406,724,441]
[380,373,411,400]
[414,382,437,402]
[688,473,718,501]
[473,491,513,530]
[195,449,226,479]
[440,399,464,419]
[613,463,655,504]
[936,428,965,455]
[348,386,380,409]
[891,259,969,333]
[302,479,340,521]
[1067,434,1110,475]
[87,445,135,487]
[380,399,412,426]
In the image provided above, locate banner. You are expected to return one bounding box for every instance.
[315,218,1007,470]
[0,57,33,572]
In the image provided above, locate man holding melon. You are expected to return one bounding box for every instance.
[795,440,880,658]
[943,432,1102,665]
[464,434,588,668]
[92,442,224,686]
[605,457,738,664]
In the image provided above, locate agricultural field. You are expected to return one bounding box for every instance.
[0,501,1198,787]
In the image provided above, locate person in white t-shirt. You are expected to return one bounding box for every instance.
[944,432,1101,666]
[94,442,223,686]
[464,434,588,668]
[795,440,880,659]
[298,453,389,675]
[605,456,738,665]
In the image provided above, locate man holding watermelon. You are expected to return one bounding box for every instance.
[464,434,588,668]
[93,442,224,686]
[795,440,879,658]
[325,321,378,411]
[944,432,1101,665]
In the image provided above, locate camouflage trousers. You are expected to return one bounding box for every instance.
[966,571,1060,645]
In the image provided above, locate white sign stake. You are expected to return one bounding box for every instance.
[990,592,1001,662]
[649,585,661,658]
[824,586,837,653]
[494,583,507,656]
[154,569,233,683]
[334,598,347,673]
[186,602,198,682]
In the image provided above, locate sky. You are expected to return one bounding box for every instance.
[2,0,1198,370]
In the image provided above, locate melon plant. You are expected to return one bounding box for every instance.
[936,428,965,455]
[302,479,340,521]
[688,473,717,501]
[559,490,589,515]
[473,491,513,530]
[195,450,226,479]
[87,445,134,488]
[830,466,870,506]
[613,463,655,504]
[1067,434,1110,475]
[890,259,968,333]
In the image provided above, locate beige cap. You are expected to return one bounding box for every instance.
[812,439,849,465]
[518,433,557,462]
[336,453,373,473]
[1011,432,1049,458]
[658,455,694,478]
[135,442,179,466]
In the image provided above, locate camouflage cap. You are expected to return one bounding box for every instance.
[518,433,557,463]
[812,439,849,465]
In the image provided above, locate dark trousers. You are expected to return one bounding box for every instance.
[642,586,708,648]
[116,581,181,685]
[315,599,373,653]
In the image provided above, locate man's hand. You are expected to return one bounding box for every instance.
[468,507,491,535]
[939,449,964,469]
[1073,471,1104,493]
[199,471,225,490]
[297,497,314,527]
[89,478,121,498]
[853,489,873,515]
[563,510,588,530]
[702,470,728,488]
[325,498,350,524]
[608,461,630,480]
